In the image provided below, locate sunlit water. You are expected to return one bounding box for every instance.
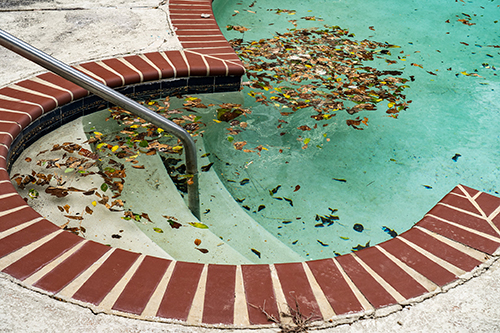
[201,0,500,258]
[12,0,500,262]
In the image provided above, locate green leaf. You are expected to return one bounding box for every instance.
[64,168,75,173]
[100,183,108,192]
[227,136,234,142]
[304,138,311,145]
[139,140,149,148]
[188,222,209,229]
[153,227,164,233]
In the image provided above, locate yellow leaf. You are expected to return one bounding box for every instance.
[157,128,164,133]
[188,222,209,229]
[111,145,119,152]
[130,124,140,129]
[388,102,394,108]
[172,146,183,151]
[93,131,103,136]
[91,201,97,207]
[213,119,221,123]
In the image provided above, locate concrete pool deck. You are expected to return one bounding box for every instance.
[1,0,500,332]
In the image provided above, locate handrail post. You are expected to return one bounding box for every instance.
[0,29,200,220]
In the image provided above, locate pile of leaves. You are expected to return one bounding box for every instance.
[232,25,412,129]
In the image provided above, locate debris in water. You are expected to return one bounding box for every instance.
[352,241,370,251]
[251,248,261,258]
[452,153,461,162]
[353,223,364,232]
[382,226,398,238]
[317,240,329,246]
[332,178,347,183]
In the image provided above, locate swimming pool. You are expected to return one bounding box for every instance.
[1,0,500,328]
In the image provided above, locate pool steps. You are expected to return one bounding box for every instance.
[0,0,500,328]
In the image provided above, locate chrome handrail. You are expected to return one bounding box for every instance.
[0,29,200,219]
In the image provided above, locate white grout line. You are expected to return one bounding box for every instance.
[9,84,59,107]
[457,184,500,237]
[268,264,292,325]
[0,120,22,130]
[0,217,43,241]
[0,205,31,219]
[437,202,485,220]
[398,237,465,276]
[425,213,500,243]
[185,50,229,75]
[414,225,490,262]
[23,240,88,286]
[351,253,406,303]
[56,248,116,300]
[0,94,45,113]
[488,200,500,222]
[0,193,18,200]
[186,264,208,325]
[140,260,176,318]
[139,54,163,79]
[233,265,250,326]
[159,52,177,77]
[30,77,75,101]
[73,65,107,85]
[179,50,191,77]
[0,131,13,140]
[448,191,467,199]
[0,108,32,122]
[96,61,125,86]
[332,258,374,312]
[302,262,336,320]
[0,229,64,271]
[117,58,144,83]
[376,245,439,292]
[97,254,146,311]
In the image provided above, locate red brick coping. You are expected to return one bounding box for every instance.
[1,0,500,328]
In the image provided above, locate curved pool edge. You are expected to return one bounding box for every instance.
[1,0,500,329]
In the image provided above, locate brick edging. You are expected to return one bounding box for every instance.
[1,0,500,328]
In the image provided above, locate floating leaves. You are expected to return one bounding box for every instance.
[352,241,370,251]
[382,226,397,238]
[153,227,164,233]
[234,24,411,128]
[251,248,261,258]
[353,223,364,232]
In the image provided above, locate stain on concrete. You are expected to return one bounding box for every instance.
[0,0,54,9]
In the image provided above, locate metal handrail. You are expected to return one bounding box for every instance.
[0,29,200,219]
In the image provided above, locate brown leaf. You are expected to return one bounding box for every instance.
[297,125,311,131]
[234,141,247,150]
[196,248,209,254]
[294,185,301,192]
[64,215,83,220]
[85,206,93,215]
[194,239,202,246]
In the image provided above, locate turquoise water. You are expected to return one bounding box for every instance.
[201,0,500,259]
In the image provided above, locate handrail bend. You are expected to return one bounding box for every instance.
[0,29,200,220]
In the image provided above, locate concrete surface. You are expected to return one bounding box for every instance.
[1,0,500,332]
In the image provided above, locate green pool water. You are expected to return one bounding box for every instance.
[12,0,500,263]
[202,0,500,258]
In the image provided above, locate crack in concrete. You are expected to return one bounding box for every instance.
[0,6,160,12]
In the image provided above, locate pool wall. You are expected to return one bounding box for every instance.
[1,0,500,328]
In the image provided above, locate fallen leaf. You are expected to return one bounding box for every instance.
[189,222,209,229]
[194,239,202,246]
